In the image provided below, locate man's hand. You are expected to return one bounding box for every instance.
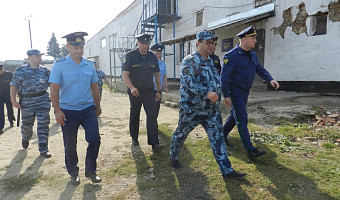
[54,110,66,126]
[131,88,139,97]
[12,101,21,109]
[207,92,218,103]
[224,97,231,108]
[270,80,280,90]
[155,92,161,101]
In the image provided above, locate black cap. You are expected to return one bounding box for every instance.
[62,32,88,46]
[136,34,151,44]
[236,25,257,38]
[150,43,164,52]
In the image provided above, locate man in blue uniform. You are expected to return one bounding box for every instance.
[122,34,163,151]
[0,62,15,134]
[10,49,51,158]
[170,31,246,179]
[221,25,280,157]
[50,32,102,184]
[151,43,168,116]
[209,38,222,75]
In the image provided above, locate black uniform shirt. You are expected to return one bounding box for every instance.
[122,48,160,92]
[0,71,13,96]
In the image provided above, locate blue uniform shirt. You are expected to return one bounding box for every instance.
[221,44,273,97]
[179,51,221,110]
[153,60,167,90]
[49,55,98,110]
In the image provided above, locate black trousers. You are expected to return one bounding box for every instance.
[0,95,15,130]
[128,89,159,145]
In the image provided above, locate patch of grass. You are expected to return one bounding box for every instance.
[322,142,337,149]
[2,175,40,192]
[103,123,340,199]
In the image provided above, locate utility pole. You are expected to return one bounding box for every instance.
[24,15,33,49]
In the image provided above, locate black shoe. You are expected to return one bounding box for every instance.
[70,174,80,185]
[247,149,266,158]
[132,138,139,146]
[22,139,29,149]
[225,138,234,147]
[0,129,3,134]
[85,171,101,183]
[170,159,181,169]
[10,121,14,127]
[152,144,163,151]
[40,151,52,158]
[223,170,247,179]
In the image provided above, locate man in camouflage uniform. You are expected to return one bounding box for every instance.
[94,62,111,100]
[10,49,51,158]
[169,31,247,179]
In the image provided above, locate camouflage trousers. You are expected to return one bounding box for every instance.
[170,107,234,175]
[21,97,51,153]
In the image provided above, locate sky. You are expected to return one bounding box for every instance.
[0,0,135,61]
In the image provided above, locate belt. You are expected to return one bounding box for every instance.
[20,91,47,98]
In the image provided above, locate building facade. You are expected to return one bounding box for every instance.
[84,0,340,93]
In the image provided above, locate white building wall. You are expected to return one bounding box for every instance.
[85,0,340,82]
[265,0,340,81]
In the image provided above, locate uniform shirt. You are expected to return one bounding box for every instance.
[49,55,99,111]
[153,60,167,90]
[179,51,221,110]
[0,71,13,97]
[96,69,106,88]
[122,48,159,92]
[221,44,274,97]
[209,54,221,75]
[10,64,50,96]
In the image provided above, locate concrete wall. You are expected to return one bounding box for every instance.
[84,0,340,84]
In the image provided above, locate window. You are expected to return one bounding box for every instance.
[254,0,273,8]
[101,37,106,48]
[196,10,203,27]
[309,12,327,36]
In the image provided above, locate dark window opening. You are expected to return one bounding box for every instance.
[196,10,203,27]
[314,13,327,36]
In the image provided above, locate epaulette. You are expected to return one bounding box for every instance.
[56,57,66,62]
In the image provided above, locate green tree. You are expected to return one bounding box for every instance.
[61,44,69,57]
[46,33,61,60]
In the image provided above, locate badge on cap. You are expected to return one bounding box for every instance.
[62,32,88,46]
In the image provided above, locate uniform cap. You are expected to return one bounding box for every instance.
[62,31,88,46]
[27,49,44,56]
[150,43,164,52]
[136,34,151,44]
[236,25,257,38]
[196,30,218,41]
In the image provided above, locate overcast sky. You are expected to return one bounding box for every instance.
[0,0,135,61]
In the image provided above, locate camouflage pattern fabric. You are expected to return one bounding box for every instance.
[170,51,233,175]
[11,64,51,153]
[96,69,106,97]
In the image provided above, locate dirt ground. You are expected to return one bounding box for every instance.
[0,89,339,199]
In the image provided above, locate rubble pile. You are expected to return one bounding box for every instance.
[312,106,340,128]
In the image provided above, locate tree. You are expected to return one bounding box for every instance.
[61,44,69,57]
[46,33,61,60]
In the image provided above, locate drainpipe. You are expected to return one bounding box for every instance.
[173,19,176,81]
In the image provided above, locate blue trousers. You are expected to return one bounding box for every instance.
[170,108,234,175]
[128,89,159,145]
[61,105,101,176]
[223,89,255,152]
[0,95,15,130]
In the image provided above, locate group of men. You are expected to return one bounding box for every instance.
[0,25,279,184]
[123,25,279,179]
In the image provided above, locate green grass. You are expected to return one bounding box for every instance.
[99,123,340,199]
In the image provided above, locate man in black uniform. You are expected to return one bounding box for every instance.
[122,34,162,151]
[0,62,15,134]
[208,38,222,75]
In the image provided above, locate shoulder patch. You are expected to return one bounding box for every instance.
[56,57,66,62]
[223,58,229,65]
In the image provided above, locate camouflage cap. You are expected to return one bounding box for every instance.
[196,30,218,41]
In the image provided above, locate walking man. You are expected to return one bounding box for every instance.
[10,49,51,158]
[221,25,280,157]
[122,34,163,151]
[0,61,15,134]
[50,32,102,184]
[170,31,246,179]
